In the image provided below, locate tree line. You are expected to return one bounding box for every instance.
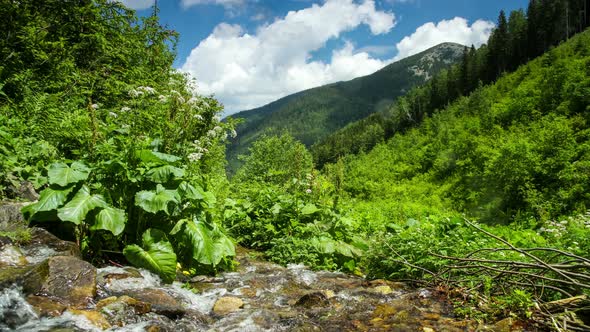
[313,0,590,167]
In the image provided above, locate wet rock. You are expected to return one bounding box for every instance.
[97,295,151,315]
[0,201,30,229]
[423,327,436,332]
[0,244,28,267]
[5,181,39,201]
[295,292,329,308]
[41,256,97,308]
[0,261,49,294]
[68,309,111,330]
[213,296,244,315]
[493,317,514,332]
[372,285,393,295]
[96,296,152,327]
[124,288,186,318]
[26,295,67,317]
[28,228,81,258]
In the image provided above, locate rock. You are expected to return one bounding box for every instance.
[0,201,30,230]
[26,295,67,317]
[423,327,436,332]
[493,317,514,332]
[97,295,151,315]
[0,244,28,267]
[213,296,244,315]
[41,256,97,308]
[124,288,186,318]
[295,292,330,308]
[372,285,393,295]
[0,261,49,294]
[28,228,81,258]
[69,309,111,330]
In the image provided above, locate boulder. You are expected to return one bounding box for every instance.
[0,262,49,294]
[40,256,97,308]
[28,227,81,258]
[295,292,329,308]
[68,309,111,330]
[213,296,244,315]
[123,288,186,318]
[26,295,67,317]
[0,201,30,230]
[0,244,28,267]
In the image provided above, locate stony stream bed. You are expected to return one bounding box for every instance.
[0,227,525,331]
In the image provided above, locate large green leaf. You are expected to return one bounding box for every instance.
[123,229,177,283]
[56,185,107,225]
[136,150,181,165]
[301,203,320,215]
[145,165,185,183]
[171,219,235,266]
[48,162,90,187]
[135,184,180,215]
[21,186,74,220]
[92,206,126,235]
[177,182,205,201]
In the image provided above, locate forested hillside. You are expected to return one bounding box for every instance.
[313,0,590,166]
[226,43,464,171]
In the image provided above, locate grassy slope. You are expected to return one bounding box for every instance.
[226,43,465,172]
[341,30,590,225]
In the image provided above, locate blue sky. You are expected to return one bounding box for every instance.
[121,0,529,115]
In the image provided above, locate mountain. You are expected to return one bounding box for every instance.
[226,42,465,171]
[341,29,590,223]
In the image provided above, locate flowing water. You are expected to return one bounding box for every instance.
[0,229,487,331]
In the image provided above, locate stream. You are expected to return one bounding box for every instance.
[0,227,519,331]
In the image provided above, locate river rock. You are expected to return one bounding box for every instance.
[0,244,28,267]
[26,295,67,317]
[213,296,244,315]
[124,288,186,318]
[295,291,330,308]
[0,201,30,230]
[40,256,96,308]
[0,262,49,294]
[28,227,81,258]
[69,309,111,329]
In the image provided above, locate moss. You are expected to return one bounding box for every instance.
[0,227,32,244]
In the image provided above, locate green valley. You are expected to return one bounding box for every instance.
[226,42,465,172]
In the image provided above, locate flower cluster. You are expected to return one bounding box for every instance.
[538,219,568,237]
[129,86,157,98]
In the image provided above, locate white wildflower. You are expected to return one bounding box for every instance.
[188,97,198,105]
[213,115,221,122]
[305,189,312,194]
[109,111,118,118]
[138,86,156,95]
[188,152,203,162]
[207,129,216,138]
[158,95,167,103]
[128,89,142,98]
[91,103,99,110]
[213,126,223,132]
[194,114,203,121]
[230,129,237,138]
[120,106,131,112]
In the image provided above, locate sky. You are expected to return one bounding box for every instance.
[119,0,529,115]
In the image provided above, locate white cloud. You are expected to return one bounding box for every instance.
[181,0,396,115]
[394,17,494,60]
[117,0,155,10]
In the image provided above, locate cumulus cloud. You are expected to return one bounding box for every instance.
[394,17,494,60]
[117,0,155,10]
[181,0,396,114]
